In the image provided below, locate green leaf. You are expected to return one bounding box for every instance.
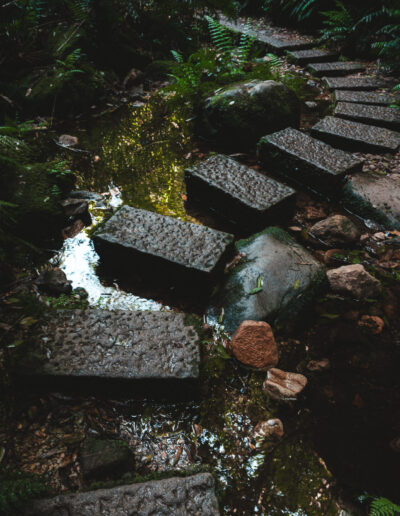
[320,313,340,319]
[215,344,231,359]
[257,275,263,288]
[293,279,301,290]
[20,316,38,327]
[248,287,263,295]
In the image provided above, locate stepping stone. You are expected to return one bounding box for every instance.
[208,227,325,334]
[25,310,201,388]
[311,116,400,153]
[287,48,338,64]
[323,77,386,91]
[22,473,220,515]
[185,154,296,232]
[257,127,362,192]
[334,90,396,106]
[308,61,365,77]
[343,173,400,230]
[334,102,400,131]
[93,205,234,288]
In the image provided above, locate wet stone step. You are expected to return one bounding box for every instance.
[343,173,400,230]
[257,127,362,192]
[334,90,396,106]
[311,116,400,153]
[334,102,400,131]
[185,154,296,233]
[26,310,201,392]
[93,205,234,290]
[323,77,386,91]
[308,61,365,77]
[286,48,338,64]
[22,473,220,515]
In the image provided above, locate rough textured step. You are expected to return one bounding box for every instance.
[308,61,365,77]
[257,127,362,192]
[334,90,396,106]
[334,102,400,131]
[25,310,200,389]
[23,473,220,515]
[218,17,314,54]
[185,154,296,232]
[323,77,386,91]
[343,173,400,230]
[93,205,234,288]
[287,48,338,64]
[311,116,400,153]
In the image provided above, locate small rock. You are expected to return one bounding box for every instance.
[35,268,72,295]
[389,436,400,452]
[231,320,279,370]
[58,134,78,147]
[60,198,89,217]
[62,219,85,239]
[306,358,331,372]
[263,368,307,401]
[358,315,384,334]
[327,264,381,299]
[305,101,318,110]
[310,214,361,247]
[253,419,284,440]
[80,438,134,483]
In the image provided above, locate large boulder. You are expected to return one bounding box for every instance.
[200,80,300,150]
[208,227,325,334]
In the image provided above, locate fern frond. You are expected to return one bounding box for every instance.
[370,497,400,516]
[205,15,234,55]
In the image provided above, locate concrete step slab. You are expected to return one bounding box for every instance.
[185,154,296,232]
[257,127,362,192]
[308,61,365,77]
[93,205,234,290]
[334,90,396,106]
[286,48,338,64]
[334,102,400,130]
[323,77,386,90]
[311,116,400,153]
[23,473,220,515]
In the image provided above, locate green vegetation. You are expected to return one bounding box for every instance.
[0,468,49,515]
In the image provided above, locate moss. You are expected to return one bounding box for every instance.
[184,313,205,340]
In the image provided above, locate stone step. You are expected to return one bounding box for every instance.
[323,77,386,90]
[25,310,201,392]
[308,61,365,77]
[286,48,338,64]
[218,16,314,54]
[257,127,362,192]
[334,90,396,106]
[311,116,400,153]
[185,154,296,232]
[23,473,220,515]
[343,173,400,230]
[93,205,234,289]
[334,102,400,131]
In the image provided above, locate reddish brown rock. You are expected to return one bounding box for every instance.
[358,315,384,334]
[327,264,381,299]
[263,368,307,401]
[253,419,284,440]
[310,214,361,247]
[230,320,278,370]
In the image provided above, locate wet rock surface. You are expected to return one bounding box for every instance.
[60,198,89,217]
[230,320,279,370]
[258,127,362,191]
[334,90,396,106]
[327,264,382,299]
[287,49,338,64]
[93,205,234,286]
[308,61,365,77]
[343,173,400,229]
[80,438,134,482]
[35,268,72,295]
[29,310,200,382]
[323,77,386,91]
[201,80,300,149]
[209,227,325,333]
[23,473,220,515]
[185,154,296,231]
[263,368,308,401]
[311,116,400,153]
[310,214,361,247]
[334,102,400,130]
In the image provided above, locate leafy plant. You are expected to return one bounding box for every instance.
[370,497,400,516]
[320,1,354,43]
[0,468,49,515]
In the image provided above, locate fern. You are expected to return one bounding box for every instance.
[206,15,234,55]
[236,19,255,65]
[320,1,354,43]
[370,497,400,516]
